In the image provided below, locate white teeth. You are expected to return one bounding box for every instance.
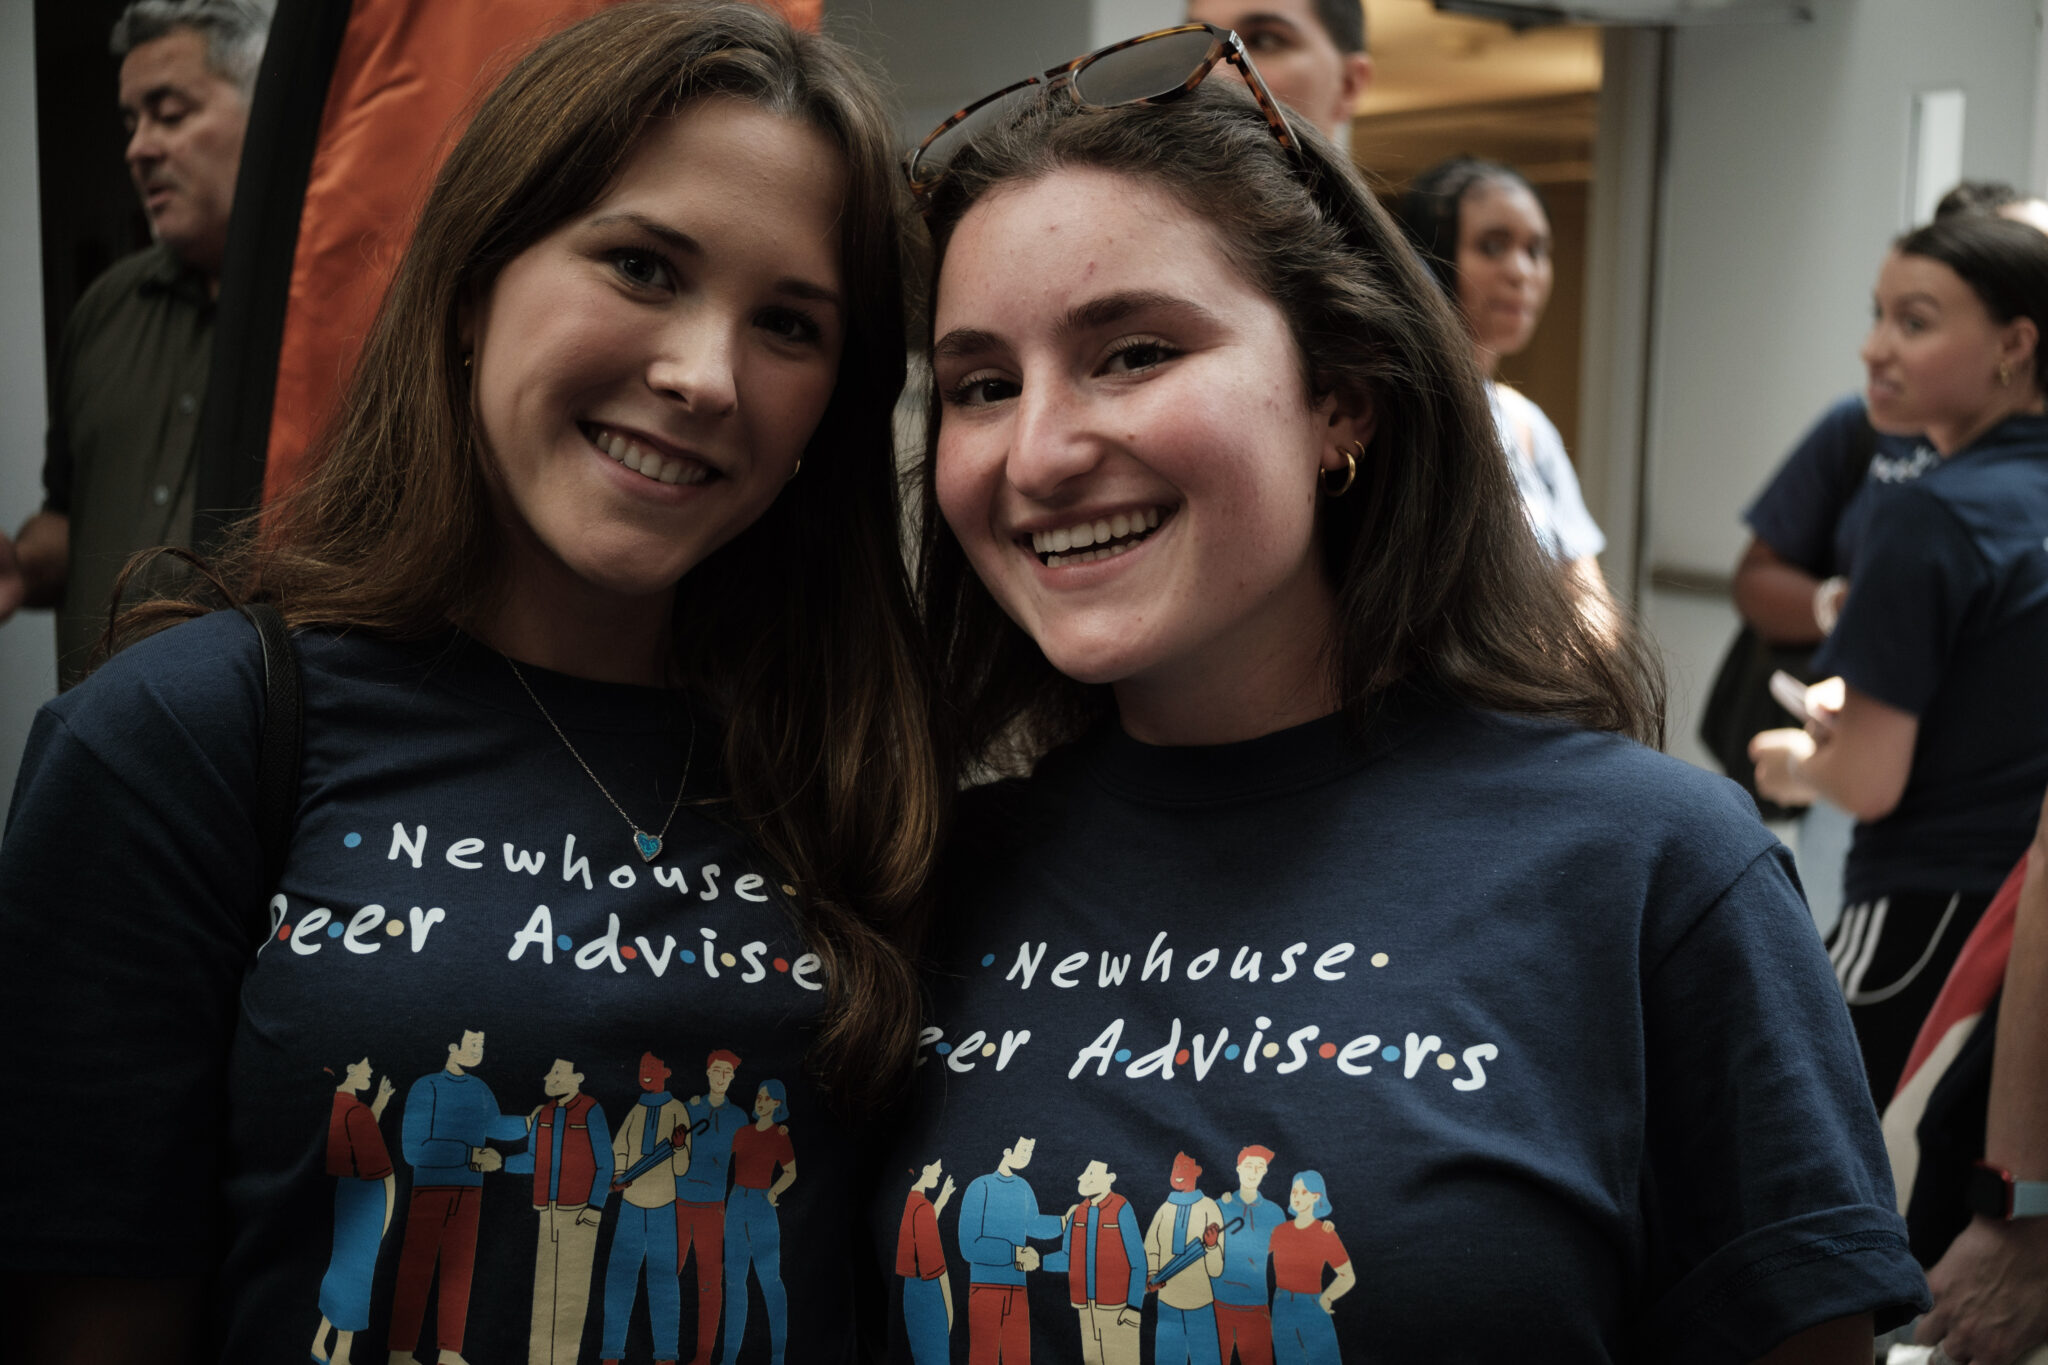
[591,427,711,488]
[1029,507,1170,564]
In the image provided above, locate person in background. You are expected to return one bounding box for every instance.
[0,0,268,686]
[1752,214,2048,1106]
[1184,0,1371,138]
[1913,787,2048,1365]
[1397,157,1615,622]
[1733,180,2048,932]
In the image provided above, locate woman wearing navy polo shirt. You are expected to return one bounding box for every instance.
[1755,213,2048,1105]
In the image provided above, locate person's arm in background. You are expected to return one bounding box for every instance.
[1732,536,1841,646]
[1915,792,2048,1365]
[0,510,68,622]
[1751,680,1917,821]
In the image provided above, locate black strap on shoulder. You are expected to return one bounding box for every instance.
[237,602,302,913]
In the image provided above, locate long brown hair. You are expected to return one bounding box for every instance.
[118,0,939,1109]
[915,86,1662,773]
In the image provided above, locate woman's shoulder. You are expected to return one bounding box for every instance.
[48,609,268,739]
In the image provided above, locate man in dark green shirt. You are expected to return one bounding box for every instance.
[0,0,266,686]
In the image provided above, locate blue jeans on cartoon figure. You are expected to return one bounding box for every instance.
[901,1273,949,1365]
[601,1202,680,1358]
[722,1185,787,1363]
[1271,1288,1338,1364]
[318,1177,385,1331]
[1157,1302,1223,1365]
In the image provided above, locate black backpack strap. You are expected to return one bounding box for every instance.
[237,602,302,915]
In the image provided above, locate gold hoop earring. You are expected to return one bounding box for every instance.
[1321,441,1361,498]
[1999,360,2013,387]
[785,457,802,483]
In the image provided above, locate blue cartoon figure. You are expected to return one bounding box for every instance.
[957,1135,1065,1363]
[1267,1172,1355,1364]
[312,1058,395,1365]
[722,1079,796,1362]
[1215,1144,1286,1365]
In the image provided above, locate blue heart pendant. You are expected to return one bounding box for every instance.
[634,831,663,862]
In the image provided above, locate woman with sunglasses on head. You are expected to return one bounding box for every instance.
[0,4,936,1362]
[1752,214,2048,1110]
[1397,158,1614,624]
[875,24,1923,1364]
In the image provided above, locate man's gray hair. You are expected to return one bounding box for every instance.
[110,0,273,98]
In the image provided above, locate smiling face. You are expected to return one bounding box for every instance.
[706,1058,736,1097]
[753,1086,779,1121]
[1186,0,1371,137]
[1289,1178,1320,1218]
[638,1051,671,1092]
[1454,177,1552,374]
[466,97,846,650]
[543,1058,581,1100]
[1862,248,2038,454]
[451,1030,485,1069]
[932,168,1363,744]
[118,28,250,278]
[1236,1153,1269,1194]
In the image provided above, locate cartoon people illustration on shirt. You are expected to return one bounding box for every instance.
[502,1058,613,1365]
[1268,1172,1354,1364]
[958,1135,1065,1364]
[1214,1144,1285,1365]
[390,1028,527,1365]
[1044,1159,1145,1365]
[312,1058,395,1365]
[1146,1151,1226,1365]
[722,1079,797,1363]
[896,1158,958,1365]
[677,1048,746,1365]
[602,1050,691,1365]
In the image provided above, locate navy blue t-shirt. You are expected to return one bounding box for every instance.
[1813,414,2048,902]
[0,613,860,1364]
[1744,393,1937,578]
[871,703,1925,1364]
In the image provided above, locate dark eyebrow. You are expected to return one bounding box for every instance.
[934,290,1217,362]
[1233,12,1303,32]
[1058,289,1219,338]
[586,210,841,314]
[932,327,1001,363]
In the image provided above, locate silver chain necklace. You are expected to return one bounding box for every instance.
[503,654,694,863]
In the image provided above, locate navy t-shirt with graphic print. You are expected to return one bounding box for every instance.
[0,611,856,1365]
[1813,412,2048,902]
[1744,392,1937,580]
[871,701,1927,1364]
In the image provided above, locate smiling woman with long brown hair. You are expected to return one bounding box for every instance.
[872,24,1923,1363]
[0,5,936,1362]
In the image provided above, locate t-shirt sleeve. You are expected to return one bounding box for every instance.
[1810,486,1985,716]
[1522,399,1606,562]
[1744,397,1870,574]
[0,613,269,1274]
[1637,846,1928,1362]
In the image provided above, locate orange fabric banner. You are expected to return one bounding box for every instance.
[263,0,822,501]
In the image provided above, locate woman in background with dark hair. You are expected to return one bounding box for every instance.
[1397,157,1612,617]
[0,4,935,1361]
[877,25,1923,1362]
[1754,213,2048,1106]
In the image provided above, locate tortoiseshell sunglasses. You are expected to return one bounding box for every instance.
[903,22,1301,201]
